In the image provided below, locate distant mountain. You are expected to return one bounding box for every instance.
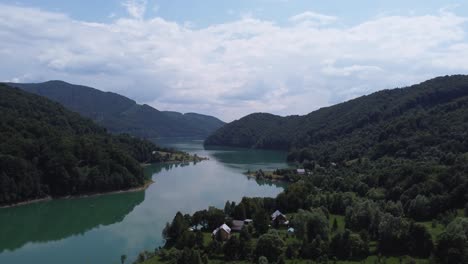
[0,84,178,205]
[6,81,225,138]
[206,75,468,163]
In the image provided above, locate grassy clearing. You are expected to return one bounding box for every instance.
[418,221,445,241]
[329,214,346,233]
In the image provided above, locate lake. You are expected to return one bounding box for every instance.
[0,139,289,264]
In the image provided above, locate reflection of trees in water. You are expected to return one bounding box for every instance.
[144,161,200,178]
[206,147,288,166]
[0,191,145,252]
[245,176,287,189]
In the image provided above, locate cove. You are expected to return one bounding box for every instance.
[0,139,288,264]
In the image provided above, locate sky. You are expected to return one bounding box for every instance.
[1,1,468,121]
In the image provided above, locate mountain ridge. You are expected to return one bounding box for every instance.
[6,80,225,139]
[205,75,468,163]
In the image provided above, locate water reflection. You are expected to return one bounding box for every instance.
[0,139,287,264]
[0,191,144,252]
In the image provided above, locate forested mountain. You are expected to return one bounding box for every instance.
[149,75,468,264]
[0,84,178,205]
[206,75,468,163]
[7,81,224,138]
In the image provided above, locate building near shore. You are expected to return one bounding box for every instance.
[212,224,231,241]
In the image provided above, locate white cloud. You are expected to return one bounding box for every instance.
[289,11,338,26]
[0,4,467,121]
[122,0,147,19]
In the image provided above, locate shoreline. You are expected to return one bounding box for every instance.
[0,179,154,209]
[244,172,288,182]
[141,156,209,167]
[0,157,208,209]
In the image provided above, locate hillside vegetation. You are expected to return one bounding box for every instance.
[0,84,181,205]
[8,81,225,139]
[206,75,468,163]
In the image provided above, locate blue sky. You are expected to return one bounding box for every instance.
[1,1,468,120]
[3,0,467,25]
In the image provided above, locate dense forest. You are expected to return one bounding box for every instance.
[0,84,183,205]
[136,76,468,264]
[205,75,468,156]
[8,81,225,138]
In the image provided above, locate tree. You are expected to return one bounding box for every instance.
[233,202,247,220]
[258,256,269,264]
[291,209,329,242]
[224,200,235,216]
[253,208,270,235]
[206,207,225,230]
[223,236,241,261]
[377,213,410,255]
[435,218,468,264]
[330,231,369,260]
[332,218,338,232]
[163,212,189,247]
[255,231,285,263]
[120,254,127,264]
[407,195,431,221]
[407,223,433,258]
[178,248,202,264]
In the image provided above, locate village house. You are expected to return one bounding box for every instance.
[296,168,305,175]
[230,220,245,232]
[271,210,288,226]
[212,224,231,241]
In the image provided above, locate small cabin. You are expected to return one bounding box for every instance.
[296,169,305,175]
[212,224,231,241]
[271,210,288,226]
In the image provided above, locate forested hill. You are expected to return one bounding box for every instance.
[206,75,468,162]
[0,84,177,205]
[7,81,225,139]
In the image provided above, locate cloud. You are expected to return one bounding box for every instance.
[122,0,147,19]
[289,11,337,26]
[0,4,467,121]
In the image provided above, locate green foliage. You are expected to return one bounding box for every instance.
[223,236,241,261]
[435,217,468,264]
[8,81,225,138]
[206,75,468,221]
[291,209,329,242]
[0,85,173,205]
[162,212,189,248]
[255,231,285,263]
[253,207,270,235]
[330,230,369,260]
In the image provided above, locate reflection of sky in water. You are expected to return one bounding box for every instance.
[0,140,288,264]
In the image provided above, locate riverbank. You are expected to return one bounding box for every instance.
[0,179,154,209]
[0,155,210,209]
[244,169,299,183]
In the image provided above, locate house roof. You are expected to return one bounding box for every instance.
[231,220,245,231]
[212,223,231,236]
[271,210,285,219]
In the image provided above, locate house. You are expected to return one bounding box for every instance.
[296,169,305,175]
[231,220,245,232]
[288,227,295,234]
[271,210,288,226]
[244,219,253,225]
[212,224,231,241]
